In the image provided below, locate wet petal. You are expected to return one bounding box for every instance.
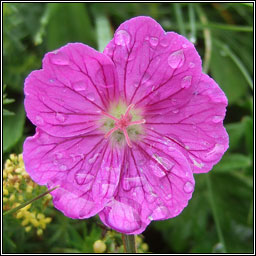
[98,139,194,234]
[103,16,202,107]
[23,128,122,218]
[24,43,119,137]
[145,73,229,173]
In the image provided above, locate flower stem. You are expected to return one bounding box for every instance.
[122,234,137,253]
[3,186,59,216]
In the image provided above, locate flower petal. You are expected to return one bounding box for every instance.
[23,128,122,218]
[103,16,202,107]
[24,43,119,137]
[98,139,194,234]
[145,73,229,173]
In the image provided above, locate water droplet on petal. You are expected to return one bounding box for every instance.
[181,75,192,88]
[165,194,172,200]
[171,98,177,105]
[54,152,63,159]
[189,62,195,68]
[152,206,169,219]
[53,160,58,166]
[160,38,169,47]
[168,50,184,69]
[86,93,95,101]
[104,45,114,55]
[115,30,131,46]
[149,37,159,47]
[151,165,166,178]
[75,172,94,185]
[183,181,194,193]
[189,36,196,44]
[134,82,139,88]
[88,153,100,164]
[55,112,66,122]
[73,80,87,91]
[60,164,67,171]
[148,215,154,221]
[172,109,179,114]
[51,51,69,65]
[206,144,225,158]
[182,43,188,48]
[35,115,44,125]
[212,115,224,123]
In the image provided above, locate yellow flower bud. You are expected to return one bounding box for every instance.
[3,188,9,196]
[37,213,45,220]
[12,154,19,161]
[21,219,29,226]
[3,170,7,179]
[7,173,14,180]
[93,240,107,253]
[9,194,15,202]
[37,229,43,236]
[30,218,39,227]
[23,204,31,211]
[141,243,149,252]
[15,168,23,174]
[18,154,23,162]
[16,211,23,219]
[40,222,46,229]
[25,226,32,232]
[136,235,142,244]
[26,186,33,193]
[44,217,52,224]
[5,159,12,168]
[14,183,20,190]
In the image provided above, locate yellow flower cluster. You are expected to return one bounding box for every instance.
[93,231,149,253]
[3,153,52,236]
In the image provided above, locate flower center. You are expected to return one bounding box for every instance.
[101,104,145,147]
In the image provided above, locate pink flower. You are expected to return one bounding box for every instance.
[23,16,228,234]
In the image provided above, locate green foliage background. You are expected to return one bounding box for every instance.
[3,2,253,253]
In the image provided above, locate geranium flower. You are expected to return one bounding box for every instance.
[23,16,228,234]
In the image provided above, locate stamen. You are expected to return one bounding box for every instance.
[104,126,119,138]
[123,128,132,148]
[101,111,119,121]
[124,104,135,118]
[129,119,146,126]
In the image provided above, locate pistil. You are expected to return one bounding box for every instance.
[101,104,145,147]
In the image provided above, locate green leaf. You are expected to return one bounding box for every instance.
[243,116,253,156]
[3,108,15,116]
[3,98,15,105]
[225,122,245,152]
[46,3,96,51]
[213,153,252,172]
[210,40,248,104]
[3,100,25,152]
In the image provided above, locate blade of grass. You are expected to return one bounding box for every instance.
[196,5,212,73]
[206,174,227,253]
[200,23,253,32]
[95,14,113,52]
[3,186,59,216]
[188,4,196,43]
[215,40,253,90]
[174,3,186,36]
